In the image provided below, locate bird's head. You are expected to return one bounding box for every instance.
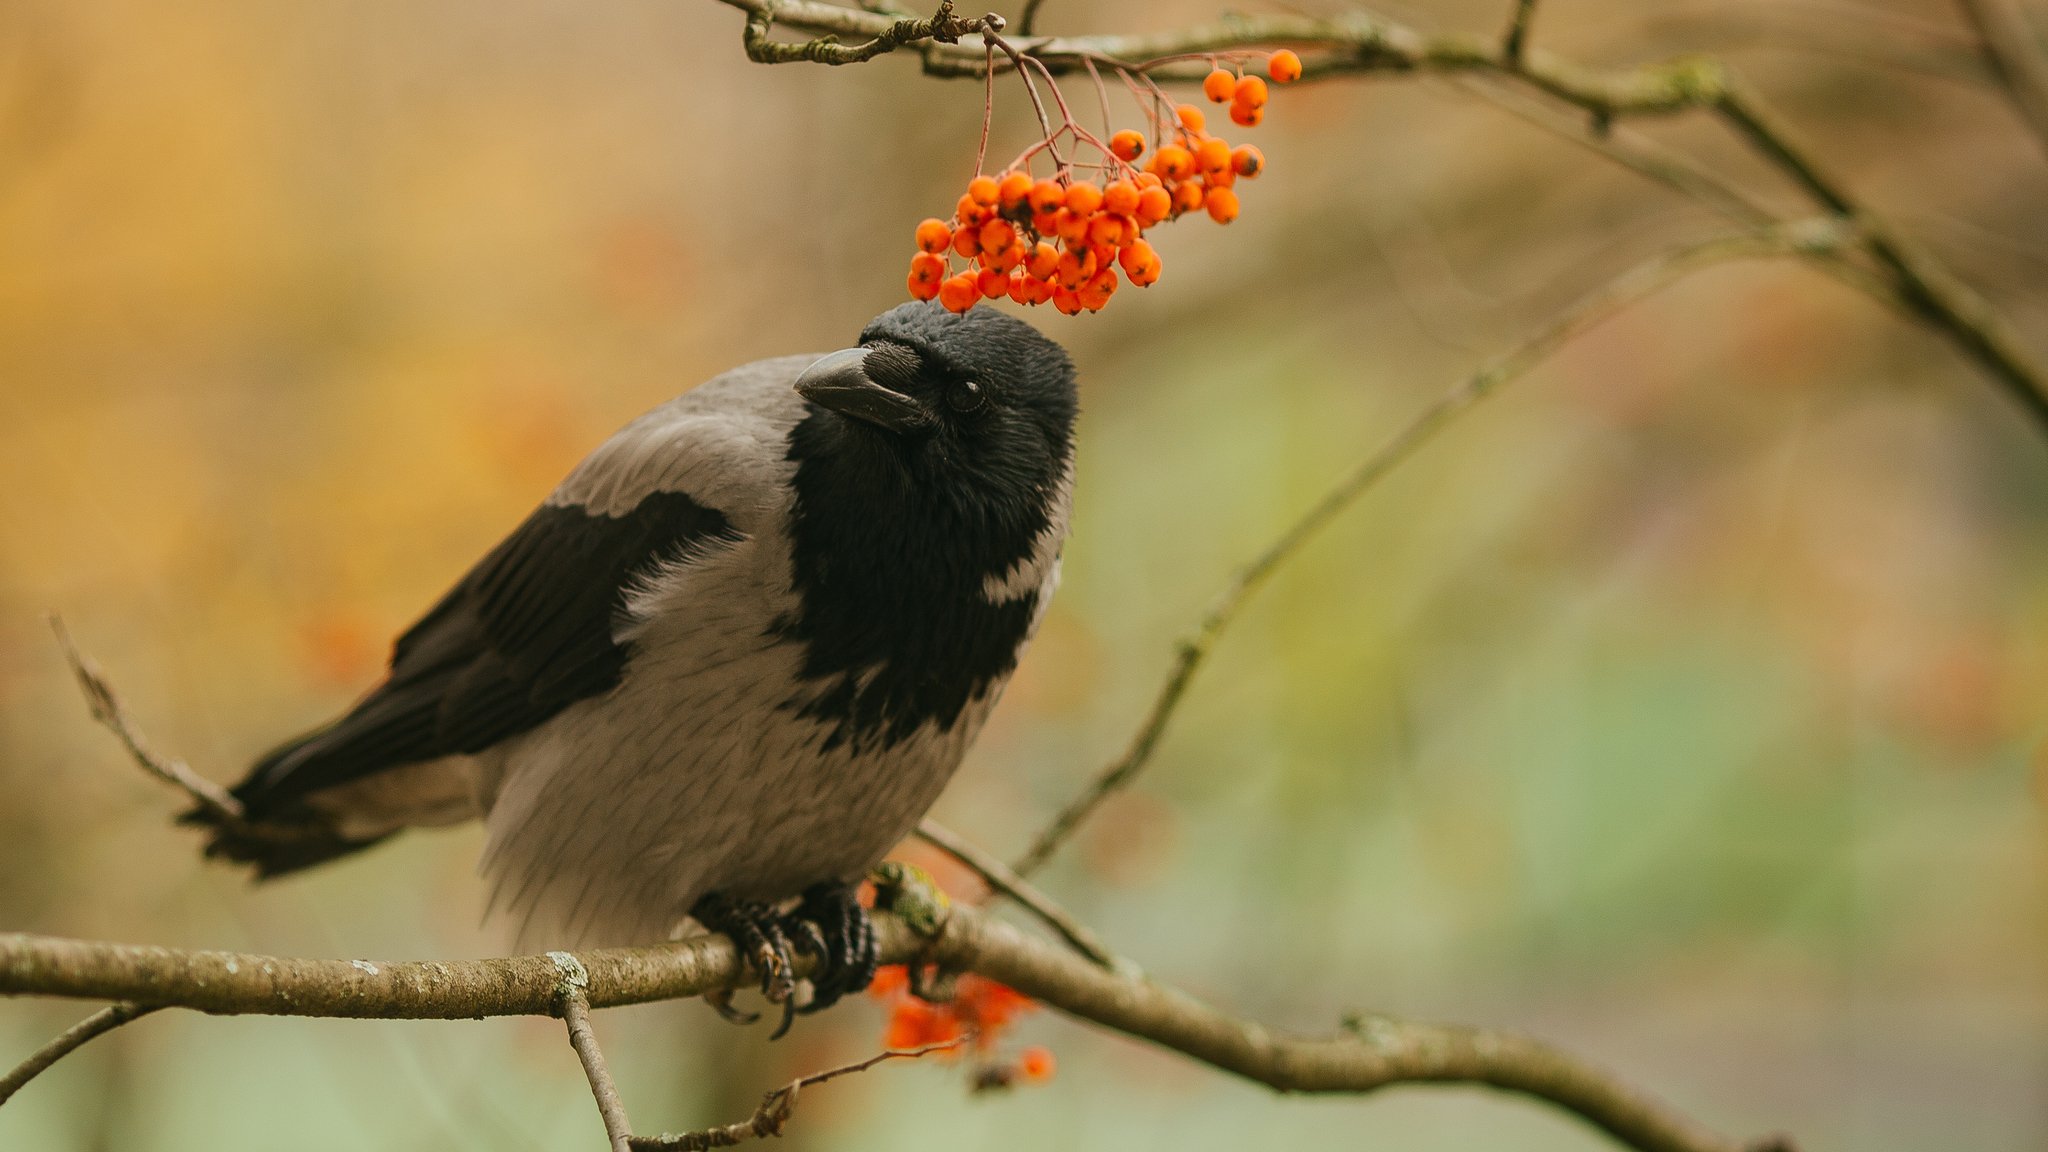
[791,301,1078,493]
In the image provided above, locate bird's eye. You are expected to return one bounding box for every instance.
[949,381,985,412]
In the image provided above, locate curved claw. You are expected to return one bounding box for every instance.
[705,988,760,1026]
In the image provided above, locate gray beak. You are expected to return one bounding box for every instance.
[793,347,933,434]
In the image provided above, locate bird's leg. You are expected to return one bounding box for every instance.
[690,893,800,1032]
[784,882,880,1016]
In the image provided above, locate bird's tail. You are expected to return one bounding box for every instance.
[177,731,390,879]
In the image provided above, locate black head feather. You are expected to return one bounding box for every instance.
[781,302,1080,750]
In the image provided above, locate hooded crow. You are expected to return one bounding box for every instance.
[188,301,1079,1025]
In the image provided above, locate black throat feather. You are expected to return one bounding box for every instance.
[776,394,1072,753]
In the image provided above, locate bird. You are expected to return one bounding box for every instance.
[185,300,1079,1030]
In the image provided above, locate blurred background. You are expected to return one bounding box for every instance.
[3,0,2046,1148]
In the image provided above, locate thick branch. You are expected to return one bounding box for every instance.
[0,905,1780,1152]
[1010,222,1855,877]
[741,0,999,66]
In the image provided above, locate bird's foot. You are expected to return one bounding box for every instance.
[784,881,879,1017]
[690,892,799,1036]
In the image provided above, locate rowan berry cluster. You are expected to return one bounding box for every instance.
[906,50,1301,316]
[867,963,1056,1087]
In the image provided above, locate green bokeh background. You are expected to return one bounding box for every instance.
[3,1,2045,1149]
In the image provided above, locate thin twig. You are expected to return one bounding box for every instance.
[1958,0,2048,156]
[562,990,634,1152]
[627,1036,971,1150]
[1009,221,1857,877]
[913,819,1121,970]
[47,615,244,822]
[1018,0,1045,38]
[1503,0,1540,65]
[0,1002,162,1106]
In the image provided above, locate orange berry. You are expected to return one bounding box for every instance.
[1229,102,1264,128]
[1030,210,1059,237]
[998,172,1033,208]
[977,265,1010,299]
[1018,1045,1057,1084]
[915,218,952,255]
[1052,285,1084,315]
[1207,163,1236,189]
[908,269,940,302]
[1176,104,1205,132]
[1233,75,1268,110]
[1268,49,1301,82]
[1077,267,1118,311]
[1026,240,1060,280]
[939,273,980,312]
[980,218,1017,256]
[1118,239,1161,286]
[1054,207,1091,244]
[1063,181,1104,216]
[968,175,1001,206]
[1109,130,1146,162]
[1205,185,1240,223]
[1055,247,1097,290]
[1232,145,1264,178]
[1196,138,1231,176]
[1203,69,1237,103]
[1006,269,1032,305]
[1134,171,1163,189]
[1102,179,1140,217]
[1117,214,1141,246]
[952,224,981,259]
[1086,212,1124,248]
[1155,146,1195,181]
[910,251,946,282]
[956,193,993,227]
[993,241,1026,271]
[1028,179,1066,214]
[1135,185,1172,225]
[1171,180,1205,214]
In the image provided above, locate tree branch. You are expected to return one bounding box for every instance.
[1503,0,1540,65]
[705,0,2048,426]
[1959,0,2048,155]
[740,0,999,66]
[561,989,636,1152]
[0,1002,161,1105]
[0,899,1786,1152]
[912,819,1123,970]
[1009,221,1857,877]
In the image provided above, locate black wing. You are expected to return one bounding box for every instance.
[231,489,740,820]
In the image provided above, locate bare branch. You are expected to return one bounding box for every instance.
[741,0,998,66]
[0,905,1785,1152]
[561,989,635,1152]
[1959,0,2048,155]
[1503,0,1540,65]
[627,1036,970,1149]
[1711,78,2048,425]
[1011,221,1859,877]
[1019,0,1046,38]
[0,1002,162,1106]
[912,819,1121,970]
[47,615,244,823]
